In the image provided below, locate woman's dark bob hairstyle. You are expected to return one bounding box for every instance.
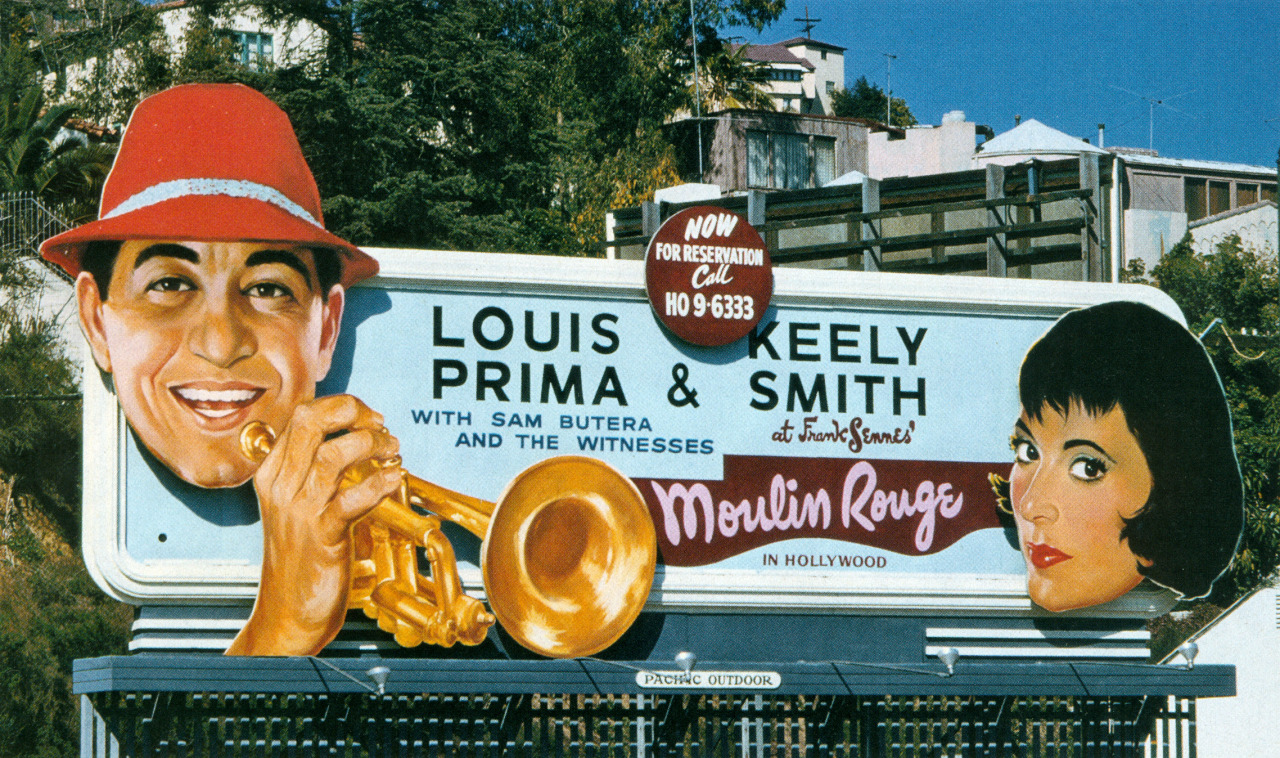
[1013,300,1242,600]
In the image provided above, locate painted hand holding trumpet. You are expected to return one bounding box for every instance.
[226,395,657,658]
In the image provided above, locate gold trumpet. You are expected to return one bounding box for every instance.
[240,421,657,659]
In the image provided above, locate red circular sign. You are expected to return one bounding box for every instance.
[644,206,772,347]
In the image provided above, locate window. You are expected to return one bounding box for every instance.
[1184,176,1273,220]
[1209,181,1230,216]
[825,81,835,94]
[773,133,811,189]
[814,137,835,187]
[232,31,273,70]
[747,131,769,188]
[820,50,828,60]
[1184,179,1207,221]
[772,69,802,82]
[746,130,836,189]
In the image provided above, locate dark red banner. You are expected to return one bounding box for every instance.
[634,455,1007,566]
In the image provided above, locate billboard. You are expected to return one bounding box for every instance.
[78,246,1238,656]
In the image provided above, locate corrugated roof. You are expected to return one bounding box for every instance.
[979,119,1108,157]
[1117,153,1276,177]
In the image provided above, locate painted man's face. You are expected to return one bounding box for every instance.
[1009,401,1154,612]
[77,240,343,488]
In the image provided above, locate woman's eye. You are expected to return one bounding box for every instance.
[1069,457,1107,481]
[146,276,193,293]
[244,282,293,299]
[1011,438,1038,464]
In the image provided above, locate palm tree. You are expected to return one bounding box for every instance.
[0,41,114,222]
[691,43,775,113]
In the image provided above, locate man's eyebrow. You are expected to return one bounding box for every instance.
[244,249,316,288]
[133,243,199,270]
[1013,419,1033,438]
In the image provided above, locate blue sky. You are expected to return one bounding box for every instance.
[735,0,1280,168]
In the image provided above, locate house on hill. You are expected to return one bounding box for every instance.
[732,37,845,115]
[42,0,325,125]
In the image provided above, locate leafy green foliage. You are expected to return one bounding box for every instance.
[36,0,166,125]
[692,41,775,112]
[0,556,132,758]
[0,313,82,544]
[169,0,782,255]
[831,75,916,127]
[0,41,113,218]
[1140,234,1280,603]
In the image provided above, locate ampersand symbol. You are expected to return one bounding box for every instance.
[667,363,700,408]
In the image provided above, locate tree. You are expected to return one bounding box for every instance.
[27,0,166,125]
[0,39,113,221]
[691,41,775,112]
[831,75,916,127]
[176,0,784,255]
[1140,234,1280,603]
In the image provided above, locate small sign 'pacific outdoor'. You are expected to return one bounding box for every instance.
[635,670,783,690]
[644,206,772,347]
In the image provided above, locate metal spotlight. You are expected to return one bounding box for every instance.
[1175,642,1199,671]
[367,665,391,695]
[935,647,960,676]
[674,651,698,674]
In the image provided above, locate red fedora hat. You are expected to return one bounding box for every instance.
[41,83,377,287]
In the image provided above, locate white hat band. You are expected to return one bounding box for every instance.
[102,178,321,227]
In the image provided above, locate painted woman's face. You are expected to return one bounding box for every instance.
[1009,401,1154,612]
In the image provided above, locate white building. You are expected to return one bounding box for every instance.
[868,110,991,178]
[47,0,326,124]
[864,114,1278,275]
[735,37,845,115]
[1166,586,1280,758]
[1119,152,1278,269]
[150,0,326,71]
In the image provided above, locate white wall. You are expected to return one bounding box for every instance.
[1192,587,1280,758]
[867,114,977,179]
[51,4,327,115]
[1191,204,1277,259]
[1123,209,1188,274]
[784,42,843,115]
[157,5,326,70]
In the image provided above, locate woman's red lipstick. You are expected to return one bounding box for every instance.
[1026,542,1071,569]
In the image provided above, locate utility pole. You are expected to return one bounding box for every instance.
[690,0,703,181]
[883,53,897,126]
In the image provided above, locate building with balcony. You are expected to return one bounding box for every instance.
[733,37,845,115]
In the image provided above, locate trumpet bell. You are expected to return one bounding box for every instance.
[482,456,656,658]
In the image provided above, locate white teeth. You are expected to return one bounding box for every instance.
[194,408,236,419]
[175,388,257,403]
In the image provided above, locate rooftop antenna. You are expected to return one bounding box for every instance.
[1108,85,1196,151]
[883,53,897,126]
[795,5,821,38]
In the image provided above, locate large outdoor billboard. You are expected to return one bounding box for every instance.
[76,246,1239,655]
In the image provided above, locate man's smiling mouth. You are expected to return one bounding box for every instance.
[171,386,265,419]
